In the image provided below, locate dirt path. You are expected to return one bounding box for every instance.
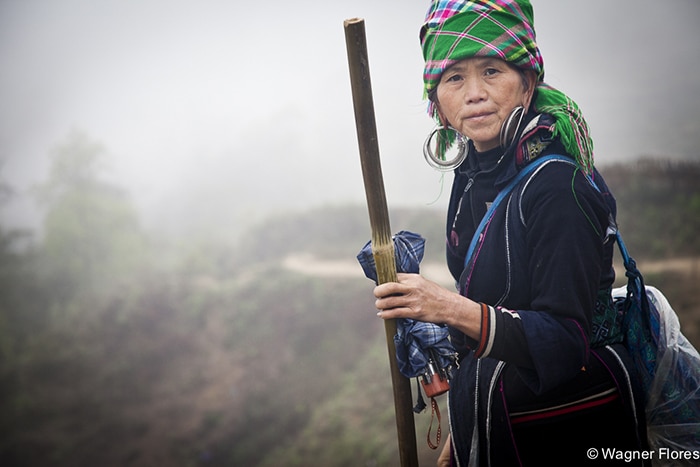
[282,253,456,286]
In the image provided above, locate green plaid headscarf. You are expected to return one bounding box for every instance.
[421,0,594,172]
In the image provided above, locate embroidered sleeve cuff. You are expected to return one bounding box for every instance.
[475,303,496,358]
[474,305,534,367]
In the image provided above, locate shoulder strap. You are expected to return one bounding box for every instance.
[463,154,641,291]
[464,154,570,268]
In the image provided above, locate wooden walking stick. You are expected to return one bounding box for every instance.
[344,17,419,467]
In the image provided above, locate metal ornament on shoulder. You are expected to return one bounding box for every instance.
[423,125,469,171]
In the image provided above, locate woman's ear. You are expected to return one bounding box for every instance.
[436,108,450,128]
[523,70,538,110]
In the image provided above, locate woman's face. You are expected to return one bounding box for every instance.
[436,57,536,152]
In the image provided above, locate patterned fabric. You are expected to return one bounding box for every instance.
[591,286,625,347]
[420,0,594,174]
[514,113,555,166]
[357,231,458,380]
[356,230,425,284]
[535,84,594,174]
[421,0,541,93]
[394,317,456,380]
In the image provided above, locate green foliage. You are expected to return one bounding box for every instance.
[35,130,149,303]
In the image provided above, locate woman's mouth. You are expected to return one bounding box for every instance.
[467,111,493,120]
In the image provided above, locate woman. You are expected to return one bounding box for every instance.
[373,1,648,465]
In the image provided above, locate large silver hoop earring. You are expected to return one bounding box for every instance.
[423,125,468,171]
[499,105,525,149]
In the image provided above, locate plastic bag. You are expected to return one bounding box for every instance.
[613,285,700,454]
[644,286,700,452]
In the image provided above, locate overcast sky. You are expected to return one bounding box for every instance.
[1,0,699,236]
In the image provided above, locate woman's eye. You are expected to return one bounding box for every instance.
[484,68,499,76]
[445,74,462,82]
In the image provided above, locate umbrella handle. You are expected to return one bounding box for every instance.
[421,359,451,398]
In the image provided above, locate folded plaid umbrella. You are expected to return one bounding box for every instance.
[357,231,458,393]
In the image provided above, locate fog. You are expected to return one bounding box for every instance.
[2,0,699,238]
[1,3,699,464]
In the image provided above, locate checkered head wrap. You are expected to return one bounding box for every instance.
[421,0,594,172]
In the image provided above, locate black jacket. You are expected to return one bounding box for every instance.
[444,127,647,465]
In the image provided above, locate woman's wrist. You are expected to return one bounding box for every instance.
[444,294,483,341]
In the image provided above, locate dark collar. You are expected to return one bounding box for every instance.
[455,112,570,189]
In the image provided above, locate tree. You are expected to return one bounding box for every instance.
[35,130,148,303]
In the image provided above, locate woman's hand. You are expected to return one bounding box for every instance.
[373,273,482,340]
[373,273,457,324]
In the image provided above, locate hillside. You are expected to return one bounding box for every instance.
[1,160,699,466]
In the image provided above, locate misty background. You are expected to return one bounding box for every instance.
[2,2,700,466]
[2,0,699,240]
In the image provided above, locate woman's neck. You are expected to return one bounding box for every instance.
[475,146,505,172]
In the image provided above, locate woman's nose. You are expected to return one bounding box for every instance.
[462,77,487,104]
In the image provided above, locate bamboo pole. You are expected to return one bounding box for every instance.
[344,17,419,467]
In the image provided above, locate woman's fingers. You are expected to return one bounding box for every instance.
[373,274,428,319]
